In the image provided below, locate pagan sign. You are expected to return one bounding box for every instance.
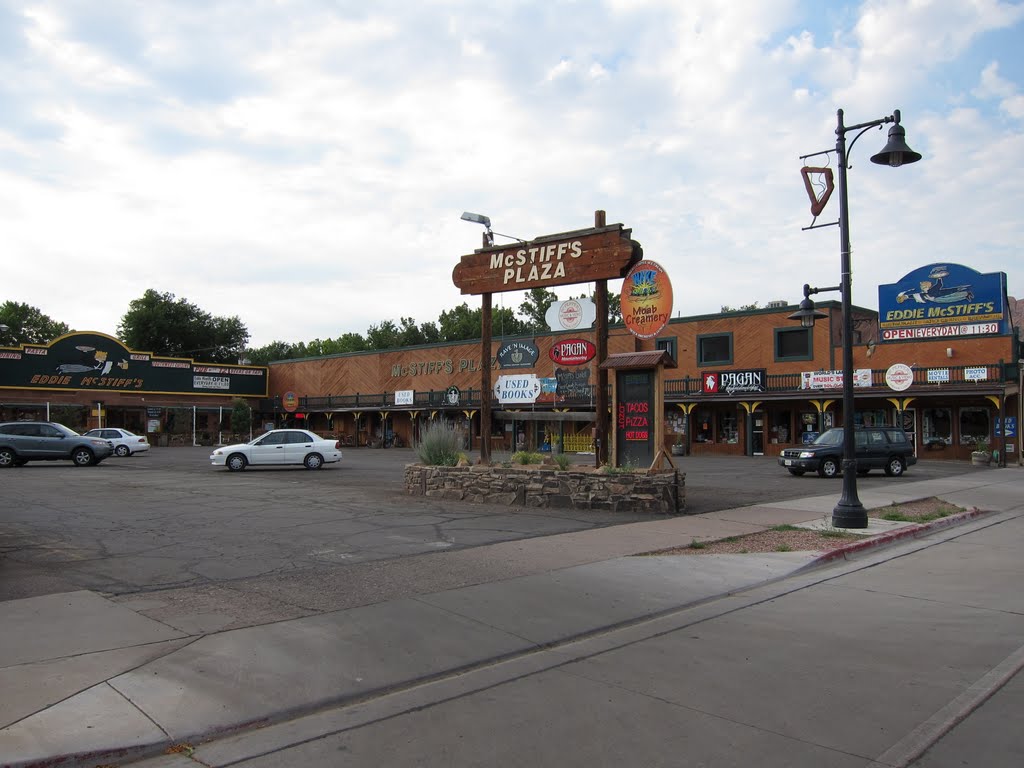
[550,339,596,366]
[452,224,640,295]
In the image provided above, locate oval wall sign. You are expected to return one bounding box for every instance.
[549,339,596,366]
[621,259,673,339]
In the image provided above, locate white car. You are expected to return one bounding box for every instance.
[210,429,342,471]
[84,428,150,457]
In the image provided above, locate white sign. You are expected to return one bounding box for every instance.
[800,369,872,389]
[193,375,230,390]
[545,298,596,331]
[881,322,1000,340]
[964,366,988,381]
[885,363,914,392]
[493,374,541,403]
[394,389,414,406]
[927,368,950,383]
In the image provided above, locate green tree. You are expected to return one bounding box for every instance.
[438,303,482,341]
[118,289,249,363]
[245,340,294,365]
[230,397,252,436]
[721,302,760,313]
[518,288,558,332]
[0,301,71,345]
[366,320,400,350]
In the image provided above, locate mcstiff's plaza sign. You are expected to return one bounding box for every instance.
[452,224,640,295]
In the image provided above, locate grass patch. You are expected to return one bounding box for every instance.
[689,539,707,550]
[771,524,801,532]
[774,544,793,552]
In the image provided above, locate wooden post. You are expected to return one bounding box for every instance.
[481,289,492,465]
[595,209,608,467]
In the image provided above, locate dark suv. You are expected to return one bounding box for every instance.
[778,426,917,478]
[0,421,114,467]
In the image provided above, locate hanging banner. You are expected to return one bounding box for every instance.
[621,260,673,339]
[496,340,539,369]
[550,339,596,366]
[493,374,541,404]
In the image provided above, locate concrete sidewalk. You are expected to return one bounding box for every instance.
[1,468,1021,768]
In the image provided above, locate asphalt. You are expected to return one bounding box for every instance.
[1,467,1022,768]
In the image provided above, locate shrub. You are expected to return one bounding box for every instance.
[512,450,544,465]
[414,422,462,466]
[552,453,571,471]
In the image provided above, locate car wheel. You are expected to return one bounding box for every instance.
[72,447,96,467]
[227,453,248,472]
[787,468,805,476]
[304,453,324,470]
[818,457,840,478]
[115,445,130,457]
[884,457,906,477]
[0,448,16,468]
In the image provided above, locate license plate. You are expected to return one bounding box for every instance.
[784,459,792,466]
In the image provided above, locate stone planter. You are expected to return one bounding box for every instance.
[970,451,992,466]
[671,444,685,456]
[405,464,686,514]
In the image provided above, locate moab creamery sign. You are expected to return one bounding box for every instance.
[621,259,673,339]
[452,224,640,295]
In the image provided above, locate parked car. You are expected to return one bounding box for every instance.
[210,429,342,471]
[0,421,114,467]
[84,428,150,456]
[778,426,917,478]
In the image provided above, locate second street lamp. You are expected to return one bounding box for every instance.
[793,108,921,529]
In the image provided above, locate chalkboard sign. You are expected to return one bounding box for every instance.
[615,370,654,468]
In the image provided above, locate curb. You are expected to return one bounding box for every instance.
[806,507,992,569]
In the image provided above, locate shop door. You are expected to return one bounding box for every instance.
[751,412,765,455]
[901,409,917,457]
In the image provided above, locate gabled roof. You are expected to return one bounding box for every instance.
[599,350,677,370]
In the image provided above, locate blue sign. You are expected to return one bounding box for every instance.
[877,263,1006,339]
[996,417,1017,438]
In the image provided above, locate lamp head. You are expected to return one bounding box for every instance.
[870,111,922,167]
[788,295,827,328]
[460,211,491,228]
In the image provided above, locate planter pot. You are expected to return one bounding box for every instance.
[671,445,685,456]
[970,451,992,466]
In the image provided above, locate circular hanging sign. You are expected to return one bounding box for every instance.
[282,391,298,412]
[621,259,673,339]
[885,363,914,392]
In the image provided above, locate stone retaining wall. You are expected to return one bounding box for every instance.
[404,464,686,514]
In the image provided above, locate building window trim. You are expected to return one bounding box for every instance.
[697,332,734,367]
[773,326,814,362]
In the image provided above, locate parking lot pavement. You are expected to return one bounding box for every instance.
[0,467,1021,768]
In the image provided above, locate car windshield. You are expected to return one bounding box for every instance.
[812,428,844,446]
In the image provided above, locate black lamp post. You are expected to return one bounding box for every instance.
[791,109,921,529]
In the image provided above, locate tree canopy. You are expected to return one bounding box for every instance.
[0,301,71,345]
[118,289,249,364]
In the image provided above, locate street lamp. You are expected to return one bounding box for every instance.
[791,108,921,529]
[0,324,9,345]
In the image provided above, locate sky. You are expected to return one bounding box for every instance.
[2,0,1023,349]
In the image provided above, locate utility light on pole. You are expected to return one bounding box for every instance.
[791,108,921,529]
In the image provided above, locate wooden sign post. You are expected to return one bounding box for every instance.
[453,211,641,464]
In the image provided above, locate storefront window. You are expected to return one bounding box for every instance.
[923,408,951,446]
[959,408,990,446]
[695,408,713,443]
[718,411,738,444]
[855,409,887,428]
[770,410,791,444]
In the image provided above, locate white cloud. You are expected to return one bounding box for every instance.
[0,0,1021,348]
